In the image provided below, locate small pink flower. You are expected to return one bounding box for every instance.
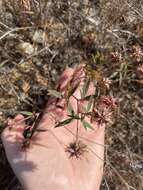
[132,46,143,63]
[93,108,113,125]
[100,96,118,109]
[137,64,143,79]
[110,51,122,62]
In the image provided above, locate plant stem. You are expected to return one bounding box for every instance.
[91,87,97,122]
[76,118,79,143]
[76,99,79,143]
[72,94,80,142]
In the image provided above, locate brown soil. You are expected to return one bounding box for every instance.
[0,1,143,189]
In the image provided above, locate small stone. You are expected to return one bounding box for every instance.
[17,42,34,55]
[32,30,46,44]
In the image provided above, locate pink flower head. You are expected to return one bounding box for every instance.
[100,96,118,109]
[110,51,122,62]
[132,46,143,63]
[93,108,113,125]
[137,64,143,79]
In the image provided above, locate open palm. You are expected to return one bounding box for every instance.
[2,66,105,190]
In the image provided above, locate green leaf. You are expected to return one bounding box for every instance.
[48,89,62,98]
[72,114,81,120]
[23,127,32,138]
[86,95,94,112]
[81,120,93,130]
[92,51,105,65]
[80,89,83,98]
[67,82,80,99]
[109,71,119,80]
[68,114,80,120]
[0,63,6,69]
[19,111,33,116]
[81,78,90,98]
[67,101,74,115]
[55,118,73,128]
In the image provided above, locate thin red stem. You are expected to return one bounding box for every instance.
[76,99,79,142]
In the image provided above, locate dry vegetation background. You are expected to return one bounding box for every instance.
[0,0,143,189]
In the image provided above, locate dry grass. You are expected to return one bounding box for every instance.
[0,0,143,189]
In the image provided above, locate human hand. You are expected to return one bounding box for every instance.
[2,66,106,190]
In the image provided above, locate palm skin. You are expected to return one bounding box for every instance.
[1,66,105,190]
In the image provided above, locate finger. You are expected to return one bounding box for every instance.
[7,114,25,128]
[57,67,75,91]
[14,114,25,121]
[67,65,96,114]
[1,114,26,144]
[46,67,75,109]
